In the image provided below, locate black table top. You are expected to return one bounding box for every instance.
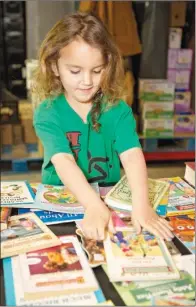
[0,218,192,306]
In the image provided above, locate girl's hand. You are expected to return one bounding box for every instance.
[81,202,115,241]
[132,205,174,241]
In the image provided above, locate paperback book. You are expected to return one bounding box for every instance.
[168,214,195,254]
[1,212,61,259]
[1,181,35,208]
[33,183,99,214]
[104,230,180,282]
[0,207,12,231]
[18,208,84,225]
[163,177,195,216]
[103,265,195,306]
[105,176,169,212]
[3,235,106,305]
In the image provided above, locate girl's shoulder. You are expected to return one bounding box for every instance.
[103,99,132,117]
[33,94,63,123]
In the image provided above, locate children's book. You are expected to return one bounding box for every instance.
[0,207,12,231]
[33,183,99,214]
[1,212,61,259]
[151,295,195,306]
[3,256,106,307]
[184,161,195,187]
[1,181,35,208]
[104,230,180,282]
[29,182,39,195]
[168,214,195,254]
[18,208,84,225]
[3,235,104,304]
[102,265,195,306]
[105,176,169,212]
[76,228,106,268]
[162,177,195,216]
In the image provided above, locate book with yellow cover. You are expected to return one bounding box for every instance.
[104,230,180,282]
[105,176,169,212]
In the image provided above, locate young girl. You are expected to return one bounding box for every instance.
[32,12,173,241]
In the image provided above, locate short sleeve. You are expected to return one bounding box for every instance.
[34,121,73,166]
[114,105,141,154]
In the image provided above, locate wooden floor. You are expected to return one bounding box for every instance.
[2,162,185,182]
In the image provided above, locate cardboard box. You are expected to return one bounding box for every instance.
[174,91,191,113]
[139,79,175,102]
[167,69,191,90]
[22,120,37,144]
[142,102,174,119]
[143,119,174,137]
[19,100,34,121]
[169,28,182,49]
[12,124,23,145]
[170,2,186,27]
[1,125,13,145]
[168,49,193,69]
[174,113,195,134]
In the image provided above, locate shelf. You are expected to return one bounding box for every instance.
[144,151,195,161]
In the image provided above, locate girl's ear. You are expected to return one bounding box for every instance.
[51,62,59,77]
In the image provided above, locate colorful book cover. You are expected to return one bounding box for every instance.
[1,212,61,259]
[9,235,102,302]
[76,228,106,268]
[3,257,105,306]
[104,230,180,282]
[0,207,12,231]
[33,183,99,214]
[103,265,195,306]
[162,177,195,216]
[105,176,169,212]
[168,214,195,254]
[151,295,195,306]
[1,181,35,208]
[18,208,84,225]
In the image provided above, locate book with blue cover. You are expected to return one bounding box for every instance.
[1,181,35,208]
[18,208,84,225]
[33,183,99,214]
[3,235,106,306]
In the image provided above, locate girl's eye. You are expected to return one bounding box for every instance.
[70,70,80,74]
[93,70,102,74]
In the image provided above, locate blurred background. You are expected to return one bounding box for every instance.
[0,0,195,180]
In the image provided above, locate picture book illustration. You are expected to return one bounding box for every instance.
[105,176,169,210]
[1,181,34,206]
[0,207,12,231]
[1,213,61,259]
[29,182,40,195]
[111,211,134,231]
[1,216,43,243]
[76,229,106,267]
[168,214,195,254]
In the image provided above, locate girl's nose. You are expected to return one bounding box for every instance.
[82,72,93,86]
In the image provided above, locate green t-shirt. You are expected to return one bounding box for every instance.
[33,94,141,185]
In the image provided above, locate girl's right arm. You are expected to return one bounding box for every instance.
[51,153,115,240]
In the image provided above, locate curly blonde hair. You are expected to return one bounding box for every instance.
[31,12,125,131]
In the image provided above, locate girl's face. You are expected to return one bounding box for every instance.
[54,38,105,105]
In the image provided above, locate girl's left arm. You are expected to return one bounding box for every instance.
[120,147,174,241]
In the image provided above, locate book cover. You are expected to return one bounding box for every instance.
[33,183,99,214]
[18,208,84,225]
[1,181,35,208]
[0,207,12,231]
[185,162,195,187]
[168,214,195,254]
[1,212,61,258]
[105,176,169,212]
[3,256,106,306]
[103,265,195,306]
[162,177,195,216]
[18,235,100,300]
[104,230,180,282]
[76,228,106,268]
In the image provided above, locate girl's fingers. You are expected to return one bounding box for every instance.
[156,219,174,240]
[144,223,165,240]
[159,218,174,231]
